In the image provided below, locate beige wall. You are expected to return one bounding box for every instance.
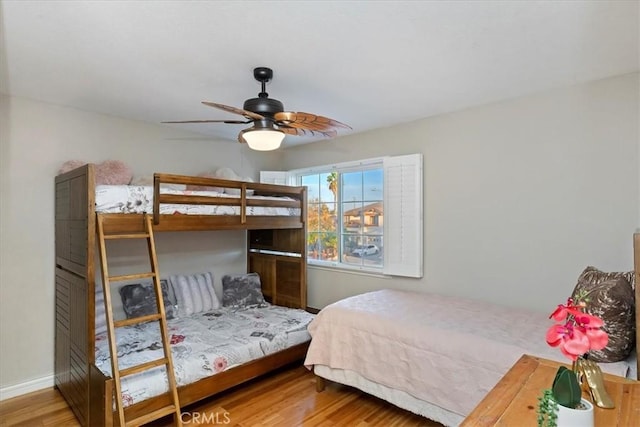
[0,95,281,389]
[282,72,639,312]
[1,72,638,392]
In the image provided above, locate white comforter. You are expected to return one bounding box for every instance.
[303,289,631,418]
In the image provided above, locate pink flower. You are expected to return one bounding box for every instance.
[546,323,590,360]
[549,301,583,322]
[545,296,608,361]
[214,356,228,373]
[122,393,134,407]
[574,313,608,350]
[170,334,185,345]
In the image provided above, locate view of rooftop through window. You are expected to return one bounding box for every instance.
[302,168,383,269]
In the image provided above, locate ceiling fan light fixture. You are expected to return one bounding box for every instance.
[164,67,350,149]
[243,129,285,151]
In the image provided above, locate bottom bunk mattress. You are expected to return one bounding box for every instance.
[303,289,634,426]
[95,304,314,406]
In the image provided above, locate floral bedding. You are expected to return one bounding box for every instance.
[95,304,314,406]
[95,185,301,216]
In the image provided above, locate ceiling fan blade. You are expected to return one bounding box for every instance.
[278,126,301,136]
[237,128,248,144]
[202,101,264,120]
[162,119,252,124]
[278,125,337,138]
[274,111,351,132]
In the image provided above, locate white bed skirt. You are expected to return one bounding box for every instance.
[314,365,464,427]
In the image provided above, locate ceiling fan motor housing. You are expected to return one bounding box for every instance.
[243,66,284,118]
[243,97,284,117]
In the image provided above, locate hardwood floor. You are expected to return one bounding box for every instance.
[0,364,442,426]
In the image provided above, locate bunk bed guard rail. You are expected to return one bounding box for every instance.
[152,173,306,226]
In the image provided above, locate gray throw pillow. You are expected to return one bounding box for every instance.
[221,273,266,308]
[119,280,177,320]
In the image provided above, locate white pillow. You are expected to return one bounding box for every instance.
[215,168,255,196]
[131,175,186,190]
[170,272,220,316]
[212,278,223,305]
[215,167,240,180]
[131,175,154,186]
[95,283,107,335]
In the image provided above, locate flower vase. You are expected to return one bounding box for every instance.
[556,398,594,427]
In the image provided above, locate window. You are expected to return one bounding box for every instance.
[263,154,422,278]
[303,167,384,270]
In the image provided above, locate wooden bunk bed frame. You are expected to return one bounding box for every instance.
[55,164,309,426]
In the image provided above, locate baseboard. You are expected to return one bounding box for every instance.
[0,375,55,401]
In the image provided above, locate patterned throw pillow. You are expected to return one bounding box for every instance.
[576,266,635,290]
[221,273,266,308]
[571,267,635,362]
[119,280,177,320]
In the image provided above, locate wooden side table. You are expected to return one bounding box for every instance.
[461,355,639,426]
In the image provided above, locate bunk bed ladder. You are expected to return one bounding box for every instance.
[96,213,182,427]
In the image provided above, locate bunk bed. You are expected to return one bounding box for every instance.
[54,164,310,427]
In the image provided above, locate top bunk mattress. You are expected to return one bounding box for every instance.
[96,185,301,216]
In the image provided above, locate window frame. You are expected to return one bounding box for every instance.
[281,154,423,278]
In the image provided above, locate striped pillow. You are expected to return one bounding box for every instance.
[95,283,107,335]
[170,272,220,317]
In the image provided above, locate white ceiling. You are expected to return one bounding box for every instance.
[1,1,638,148]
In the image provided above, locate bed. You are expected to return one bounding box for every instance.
[304,236,640,427]
[54,164,310,426]
[95,299,315,408]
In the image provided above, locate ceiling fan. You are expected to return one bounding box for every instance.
[163,67,351,151]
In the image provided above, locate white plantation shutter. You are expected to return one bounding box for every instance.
[383,154,423,278]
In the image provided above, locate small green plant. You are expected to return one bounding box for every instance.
[551,366,582,408]
[537,366,583,427]
[537,389,558,427]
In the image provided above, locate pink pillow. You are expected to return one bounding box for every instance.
[95,160,133,185]
[57,160,133,185]
[58,160,86,175]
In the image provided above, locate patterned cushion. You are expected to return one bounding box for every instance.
[571,267,635,362]
[222,273,266,308]
[119,280,177,320]
[576,266,635,290]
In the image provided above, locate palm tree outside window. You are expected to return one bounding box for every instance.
[301,167,383,269]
